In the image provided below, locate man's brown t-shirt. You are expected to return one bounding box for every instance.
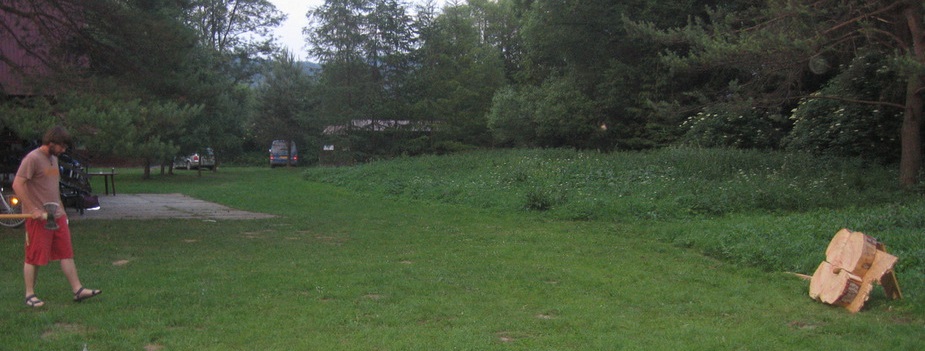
[15,148,65,218]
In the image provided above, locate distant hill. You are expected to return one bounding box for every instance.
[250,60,321,86]
[297,61,321,75]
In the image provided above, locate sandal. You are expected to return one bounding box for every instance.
[73,287,102,302]
[25,294,44,307]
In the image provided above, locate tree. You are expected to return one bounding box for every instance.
[0,94,201,179]
[511,0,716,150]
[784,52,905,162]
[0,0,200,96]
[254,50,319,166]
[183,0,286,83]
[486,85,536,147]
[634,0,924,186]
[1,0,206,162]
[409,2,505,147]
[307,0,376,123]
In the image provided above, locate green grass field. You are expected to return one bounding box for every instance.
[1,148,922,350]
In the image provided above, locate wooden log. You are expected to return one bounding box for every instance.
[825,228,852,262]
[812,229,902,313]
[819,268,863,307]
[826,229,878,277]
[809,262,830,301]
[810,261,862,305]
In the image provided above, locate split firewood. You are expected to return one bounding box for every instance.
[825,229,878,277]
[810,261,864,306]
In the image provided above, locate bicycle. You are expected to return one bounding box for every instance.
[0,187,24,228]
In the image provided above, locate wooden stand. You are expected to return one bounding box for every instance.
[809,229,902,313]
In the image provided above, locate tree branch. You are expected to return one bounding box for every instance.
[820,0,905,37]
[806,94,906,110]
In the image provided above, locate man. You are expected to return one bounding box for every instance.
[13,126,101,307]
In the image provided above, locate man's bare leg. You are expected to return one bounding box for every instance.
[61,259,100,301]
[60,259,82,292]
[24,263,44,307]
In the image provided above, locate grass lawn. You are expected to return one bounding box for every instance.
[1,151,922,350]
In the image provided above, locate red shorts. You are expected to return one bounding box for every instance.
[24,216,73,266]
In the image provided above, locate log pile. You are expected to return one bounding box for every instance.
[809,229,902,313]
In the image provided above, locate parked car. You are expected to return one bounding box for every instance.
[269,140,298,167]
[174,148,216,170]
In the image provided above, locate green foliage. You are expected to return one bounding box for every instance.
[253,51,320,164]
[1,0,258,164]
[304,147,925,307]
[183,0,285,83]
[0,164,919,349]
[77,0,201,93]
[487,77,621,149]
[630,0,925,185]
[408,3,506,146]
[486,85,536,147]
[0,94,201,167]
[305,148,913,221]
[679,101,789,149]
[3,0,921,185]
[0,97,58,139]
[532,77,601,148]
[783,52,905,161]
[514,0,699,150]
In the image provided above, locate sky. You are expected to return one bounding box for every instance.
[268,0,448,61]
[268,0,325,60]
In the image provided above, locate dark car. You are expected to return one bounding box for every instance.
[174,148,216,170]
[269,140,298,167]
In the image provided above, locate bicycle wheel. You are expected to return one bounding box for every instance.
[0,195,25,228]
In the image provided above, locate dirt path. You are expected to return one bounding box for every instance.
[68,193,275,221]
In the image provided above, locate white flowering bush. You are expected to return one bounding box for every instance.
[679,101,788,150]
[783,51,904,161]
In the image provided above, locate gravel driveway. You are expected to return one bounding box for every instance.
[69,193,275,221]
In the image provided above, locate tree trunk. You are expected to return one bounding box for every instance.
[899,3,924,187]
[143,159,151,179]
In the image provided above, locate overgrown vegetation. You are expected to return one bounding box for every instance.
[305,148,925,303]
[4,1,922,184]
[1,152,921,349]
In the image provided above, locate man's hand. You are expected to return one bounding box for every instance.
[30,209,46,219]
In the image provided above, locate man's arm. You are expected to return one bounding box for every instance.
[12,176,43,219]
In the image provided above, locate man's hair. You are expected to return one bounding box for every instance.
[42,126,72,147]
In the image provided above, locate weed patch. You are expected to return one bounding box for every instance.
[0,159,918,350]
[304,147,925,314]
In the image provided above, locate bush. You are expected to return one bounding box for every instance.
[679,101,789,150]
[304,147,912,220]
[783,51,904,161]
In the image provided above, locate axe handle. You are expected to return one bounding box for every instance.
[0,213,47,220]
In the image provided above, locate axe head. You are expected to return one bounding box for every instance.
[43,203,59,230]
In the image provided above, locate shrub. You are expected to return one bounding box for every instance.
[783,51,904,162]
[679,101,789,150]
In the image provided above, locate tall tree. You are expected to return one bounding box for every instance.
[254,50,319,165]
[0,0,210,170]
[307,0,375,123]
[365,0,415,87]
[409,2,505,146]
[507,0,712,150]
[634,0,924,186]
[184,0,286,83]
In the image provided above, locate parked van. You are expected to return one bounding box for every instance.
[269,140,298,167]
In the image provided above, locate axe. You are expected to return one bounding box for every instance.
[0,202,60,230]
